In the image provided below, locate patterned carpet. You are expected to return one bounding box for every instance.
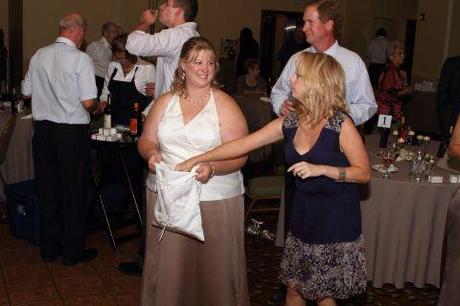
[0,209,440,305]
[245,214,440,306]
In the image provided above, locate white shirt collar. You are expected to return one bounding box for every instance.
[55,37,76,48]
[101,36,111,49]
[311,40,340,56]
[174,22,198,30]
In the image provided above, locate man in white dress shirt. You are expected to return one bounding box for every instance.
[270,0,376,126]
[270,4,376,290]
[126,0,199,104]
[86,21,119,97]
[22,13,102,266]
[119,0,199,276]
[367,28,390,88]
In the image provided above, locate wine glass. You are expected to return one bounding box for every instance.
[381,149,397,179]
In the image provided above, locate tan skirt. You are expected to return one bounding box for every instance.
[141,190,250,306]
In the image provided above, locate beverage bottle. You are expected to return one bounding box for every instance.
[11,87,18,114]
[437,125,454,158]
[407,130,415,147]
[379,127,390,148]
[398,116,408,141]
[103,94,112,128]
[130,102,142,137]
[389,130,399,150]
[266,76,272,97]
[0,81,6,102]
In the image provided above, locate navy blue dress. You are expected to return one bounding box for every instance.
[279,111,367,300]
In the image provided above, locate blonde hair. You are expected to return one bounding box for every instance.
[171,37,220,98]
[294,52,348,126]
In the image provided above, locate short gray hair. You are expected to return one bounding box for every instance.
[389,41,404,56]
[59,13,87,32]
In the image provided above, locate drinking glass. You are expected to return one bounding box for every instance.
[381,149,396,179]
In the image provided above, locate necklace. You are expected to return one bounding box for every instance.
[185,90,211,104]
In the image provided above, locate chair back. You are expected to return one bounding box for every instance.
[0,114,17,165]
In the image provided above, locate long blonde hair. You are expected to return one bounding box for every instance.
[170,37,220,98]
[294,52,348,126]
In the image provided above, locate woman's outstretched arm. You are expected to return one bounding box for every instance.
[175,117,284,172]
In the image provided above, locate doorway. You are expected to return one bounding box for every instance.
[260,10,304,83]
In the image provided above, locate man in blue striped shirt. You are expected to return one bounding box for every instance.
[22,13,102,266]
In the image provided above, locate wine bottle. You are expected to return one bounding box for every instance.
[0,81,6,102]
[398,116,408,141]
[266,76,272,97]
[130,102,142,137]
[11,87,18,114]
[103,94,112,128]
[379,127,390,148]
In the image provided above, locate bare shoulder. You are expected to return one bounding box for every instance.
[340,116,359,134]
[149,92,173,117]
[213,89,245,120]
[212,89,248,138]
[155,92,173,107]
[213,89,239,109]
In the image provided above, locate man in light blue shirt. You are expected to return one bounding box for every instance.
[270,0,376,126]
[22,13,101,266]
[270,4,376,301]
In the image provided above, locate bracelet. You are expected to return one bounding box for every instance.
[336,167,346,182]
[209,162,216,178]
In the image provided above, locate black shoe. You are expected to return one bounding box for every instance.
[118,262,142,277]
[63,248,98,266]
[42,253,60,263]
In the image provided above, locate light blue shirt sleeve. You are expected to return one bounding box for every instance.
[345,56,377,125]
[21,56,35,97]
[77,54,98,101]
[270,53,297,116]
[127,29,180,58]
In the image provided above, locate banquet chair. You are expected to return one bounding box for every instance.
[245,174,284,220]
[0,115,17,185]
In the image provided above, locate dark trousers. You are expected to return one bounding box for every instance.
[33,120,90,261]
[368,63,386,88]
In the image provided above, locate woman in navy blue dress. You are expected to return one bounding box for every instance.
[176,52,370,306]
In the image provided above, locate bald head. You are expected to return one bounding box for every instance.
[58,13,87,48]
[59,13,87,33]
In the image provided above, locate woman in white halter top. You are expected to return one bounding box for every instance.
[137,37,250,306]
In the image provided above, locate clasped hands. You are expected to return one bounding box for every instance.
[175,159,214,183]
[149,156,213,183]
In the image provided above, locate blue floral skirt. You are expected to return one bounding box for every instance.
[279,232,367,301]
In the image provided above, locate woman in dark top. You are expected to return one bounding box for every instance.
[176,52,370,306]
[236,58,267,95]
[100,33,155,126]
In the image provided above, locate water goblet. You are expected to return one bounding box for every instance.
[381,149,396,179]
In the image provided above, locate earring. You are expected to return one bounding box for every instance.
[181,71,186,81]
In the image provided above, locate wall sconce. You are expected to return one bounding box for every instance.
[418,13,426,21]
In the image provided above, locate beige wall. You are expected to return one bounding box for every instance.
[195,0,305,51]
[412,0,449,80]
[341,0,417,59]
[23,0,117,64]
[18,0,460,81]
[448,0,460,57]
[22,0,306,65]
[1,0,8,48]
